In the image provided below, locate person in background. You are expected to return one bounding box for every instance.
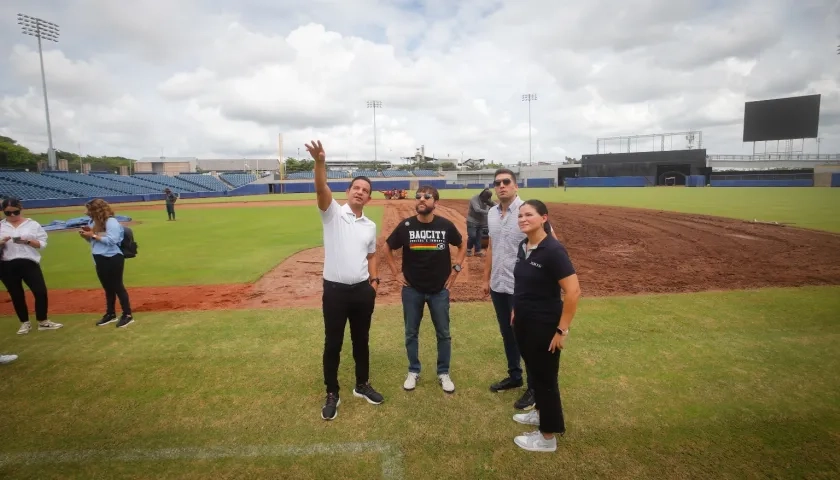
[164,188,179,221]
[0,197,62,335]
[80,199,134,328]
[466,188,494,257]
[509,199,580,452]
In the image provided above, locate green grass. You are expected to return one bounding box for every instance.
[17,205,383,289]
[1,286,838,479]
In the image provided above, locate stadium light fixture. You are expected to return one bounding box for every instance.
[17,13,59,170]
[522,94,537,166]
[366,100,382,167]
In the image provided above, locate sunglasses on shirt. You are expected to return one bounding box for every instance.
[494,178,513,186]
[3,210,21,216]
[415,193,433,200]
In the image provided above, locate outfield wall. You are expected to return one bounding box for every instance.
[711,179,814,187]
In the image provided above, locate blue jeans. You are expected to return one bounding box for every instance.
[466,223,484,253]
[402,286,451,375]
[490,290,533,389]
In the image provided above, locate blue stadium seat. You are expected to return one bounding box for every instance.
[220,173,257,188]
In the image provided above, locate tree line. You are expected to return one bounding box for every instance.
[0,136,134,172]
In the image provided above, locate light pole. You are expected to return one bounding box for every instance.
[522,94,537,166]
[366,100,381,168]
[18,13,59,170]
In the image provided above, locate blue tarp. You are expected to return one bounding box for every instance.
[42,215,133,232]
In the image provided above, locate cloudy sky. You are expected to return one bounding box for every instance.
[1,0,838,164]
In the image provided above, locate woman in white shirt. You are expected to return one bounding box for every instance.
[0,197,62,335]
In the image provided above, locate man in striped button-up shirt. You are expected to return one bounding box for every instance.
[482,168,556,411]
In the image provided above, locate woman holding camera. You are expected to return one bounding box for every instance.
[0,197,62,335]
[80,199,133,328]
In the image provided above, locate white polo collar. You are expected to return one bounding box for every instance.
[340,202,368,223]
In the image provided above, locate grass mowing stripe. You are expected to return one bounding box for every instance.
[0,442,403,480]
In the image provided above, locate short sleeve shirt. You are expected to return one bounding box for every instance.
[513,235,576,322]
[487,196,553,294]
[320,199,377,285]
[386,215,463,293]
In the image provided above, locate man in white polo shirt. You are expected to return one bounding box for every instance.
[306,140,384,421]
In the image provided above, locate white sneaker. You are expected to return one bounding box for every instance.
[403,372,419,391]
[513,410,540,426]
[438,373,455,393]
[514,431,557,452]
[0,354,18,364]
[38,320,63,331]
[17,322,31,335]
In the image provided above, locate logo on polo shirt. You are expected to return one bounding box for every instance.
[530,261,542,268]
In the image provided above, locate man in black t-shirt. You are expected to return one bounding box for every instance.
[384,185,466,394]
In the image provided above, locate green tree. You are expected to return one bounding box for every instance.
[284,157,315,173]
[440,162,457,171]
[0,138,36,167]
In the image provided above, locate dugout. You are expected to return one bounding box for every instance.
[580,149,708,186]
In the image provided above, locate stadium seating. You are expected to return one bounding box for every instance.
[220,173,257,188]
[43,172,149,195]
[413,170,441,177]
[177,173,229,192]
[0,171,126,198]
[352,170,381,178]
[0,179,74,200]
[381,170,409,177]
[131,174,205,192]
[93,173,178,193]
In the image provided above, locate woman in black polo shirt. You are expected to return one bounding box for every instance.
[509,199,581,452]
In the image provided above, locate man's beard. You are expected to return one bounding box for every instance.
[416,204,435,214]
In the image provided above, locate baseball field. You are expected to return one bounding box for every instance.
[1,186,839,479]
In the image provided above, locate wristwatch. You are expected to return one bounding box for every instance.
[452,264,462,272]
[556,328,569,336]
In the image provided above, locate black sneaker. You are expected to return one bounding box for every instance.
[116,314,134,328]
[490,376,523,392]
[514,388,536,410]
[321,393,340,420]
[353,382,384,405]
[96,313,117,327]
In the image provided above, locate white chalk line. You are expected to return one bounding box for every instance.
[0,441,404,479]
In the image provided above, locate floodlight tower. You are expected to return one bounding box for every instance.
[366,100,382,168]
[18,13,60,170]
[522,94,537,166]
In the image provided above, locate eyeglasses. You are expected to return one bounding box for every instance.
[3,210,21,216]
[415,193,433,200]
[494,178,513,186]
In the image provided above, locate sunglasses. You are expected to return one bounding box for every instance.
[415,193,433,200]
[3,210,21,216]
[494,178,513,186]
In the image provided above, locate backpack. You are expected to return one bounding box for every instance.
[119,225,138,258]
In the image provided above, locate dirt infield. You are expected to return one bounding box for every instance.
[3,200,840,315]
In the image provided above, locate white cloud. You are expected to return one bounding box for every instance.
[0,0,838,163]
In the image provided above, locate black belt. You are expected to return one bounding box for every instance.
[323,279,369,289]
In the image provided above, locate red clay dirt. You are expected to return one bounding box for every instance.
[3,199,840,315]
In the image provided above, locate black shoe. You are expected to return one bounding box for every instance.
[353,382,384,405]
[116,314,134,328]
[96,313,117,327]
[321,393,340,420]
[490,376,523,392]
[514,388,536,410]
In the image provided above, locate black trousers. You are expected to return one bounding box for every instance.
[514,316,565,434]
[94,254,132,315]
[0,259,48,323]
[166,204,175,220]
[322,279,376,394]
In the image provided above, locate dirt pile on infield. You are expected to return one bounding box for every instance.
[3,199,840,315]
